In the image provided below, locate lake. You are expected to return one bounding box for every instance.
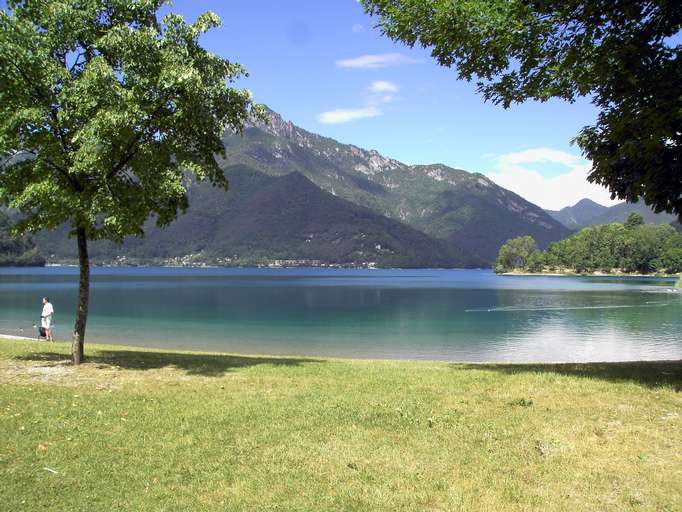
[0,267,680,362]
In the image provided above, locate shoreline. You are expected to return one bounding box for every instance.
[35,263,682,278]
[500,270,680,278]
[0,334,36,341]
[2,337,680,366]
[45,262,482,270]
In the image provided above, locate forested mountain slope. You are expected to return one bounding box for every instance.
[33,108,574,266]
[35,166,481,267]
[220,108,571,262]
[0,211,44,266]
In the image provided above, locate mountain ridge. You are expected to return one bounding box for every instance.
[547,198,678,230]
[222,108,572,262]
[33,166,483,268]
[545,199,608,230]
[23,107,573,267]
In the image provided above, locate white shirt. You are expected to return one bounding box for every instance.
[42,302,54,318]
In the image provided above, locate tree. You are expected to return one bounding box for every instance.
[525,251,545,272]
[0,1,259,363]
[624,212,645,229]
[653,248,682,273]
[361,0,682,219]
[495,235,537,272]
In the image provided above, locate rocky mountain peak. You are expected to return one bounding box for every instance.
[251,106,299,139]
[225,107,572,262]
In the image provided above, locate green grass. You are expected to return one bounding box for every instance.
[1,339,681,511]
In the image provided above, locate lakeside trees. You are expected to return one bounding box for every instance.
[361,0,682,219]
[494,236,537,272]
[0,1,259,363]
[496,214,682,274]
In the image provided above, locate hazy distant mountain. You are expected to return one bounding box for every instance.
[35,166,481,268]
[546,199,678,230]
[220,108,571,262]
[545,199,609,230]
[589,202,678,227]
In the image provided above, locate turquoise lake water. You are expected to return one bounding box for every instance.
[0,267,680,362]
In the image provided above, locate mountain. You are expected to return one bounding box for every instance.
[545,199,609,230]
[0,211,45,266]
[219,108,571,262]
[32,108,572,266]
[546,199,678,230]
[589,202,678,227]
[35,165,481,268]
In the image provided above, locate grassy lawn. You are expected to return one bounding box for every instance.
[0,338,680,511]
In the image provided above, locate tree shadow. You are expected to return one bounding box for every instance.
[454,360,682,390]
[17,349,323,377]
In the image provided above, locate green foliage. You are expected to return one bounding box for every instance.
[625,212,645,229]
[362,0,682,220]
[0,210,44,266]
[494,235,537,272]
[653,248,682,274]
[0,0,258,241]
[0,0,258,356]
[525,251,545,273]
[497,218,682,274]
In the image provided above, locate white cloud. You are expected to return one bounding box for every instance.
[366,80,399,106]
[485,148,620,210]
[317,106,381,125]
[351,23,364,33]
[368,80,398,94]
[317,82,400,125]
[336,53,421,69]
[499,148,582,167]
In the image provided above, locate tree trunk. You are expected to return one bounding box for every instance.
[71,226,89,365]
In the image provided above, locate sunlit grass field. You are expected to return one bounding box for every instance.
[1,338,680,511]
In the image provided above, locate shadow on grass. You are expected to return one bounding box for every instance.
[17,349,323,377]
[454,360,682,390]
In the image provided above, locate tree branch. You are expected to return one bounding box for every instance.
[24,149,83,192]
[106,98,170,180]
[9,59,77,182]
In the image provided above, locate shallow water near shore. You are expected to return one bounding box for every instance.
[1,267,680,362]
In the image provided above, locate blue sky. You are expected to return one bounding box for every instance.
[2,0,619,209]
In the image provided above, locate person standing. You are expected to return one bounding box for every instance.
[41,297,54,341]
